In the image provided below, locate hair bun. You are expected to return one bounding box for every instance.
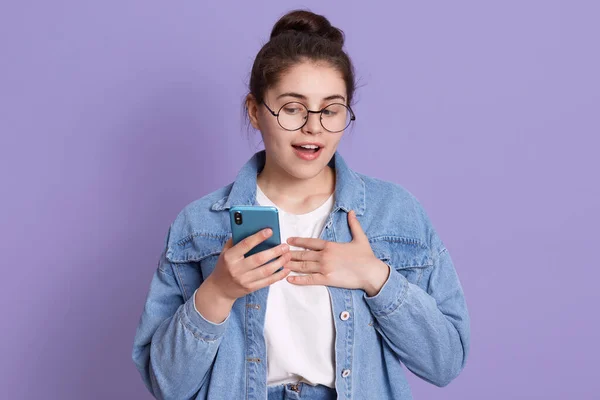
[270,10,344,46]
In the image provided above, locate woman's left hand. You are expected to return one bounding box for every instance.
[286,210,390,296]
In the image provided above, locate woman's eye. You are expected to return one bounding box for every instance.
[284,107,300,114]
[322,110,337,116]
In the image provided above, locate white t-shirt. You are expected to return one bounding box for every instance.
[257,185,336,388]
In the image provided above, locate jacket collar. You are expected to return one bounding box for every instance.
[211,150,366,215]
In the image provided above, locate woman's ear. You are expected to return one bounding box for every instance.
[246,94,260,130]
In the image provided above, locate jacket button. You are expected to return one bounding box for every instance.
[340,311,350,321]
[342,369,351,378]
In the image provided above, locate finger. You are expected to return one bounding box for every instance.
[348,210,368,243]
[287,273,326,286]
[229,228,273,259]
[287,237,327,250]
[220,238,234,261]
[251,261,292,290]
[290,250,320,262]
[286,260,321,273]
[221,237,234,251]
[247,252,292,282]
[245,243,290,269]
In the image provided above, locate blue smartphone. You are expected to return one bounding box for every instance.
[229,206,281,259]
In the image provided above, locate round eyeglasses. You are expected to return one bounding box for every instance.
[262,101,356,133]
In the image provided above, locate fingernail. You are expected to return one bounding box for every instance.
[281,244,289,251]
[264,229,272,236]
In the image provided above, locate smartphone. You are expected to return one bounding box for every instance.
[229,206,282,259]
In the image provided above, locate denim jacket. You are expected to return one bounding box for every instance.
[132,150,470,400]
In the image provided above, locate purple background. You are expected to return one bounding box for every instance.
[1,1,598,399]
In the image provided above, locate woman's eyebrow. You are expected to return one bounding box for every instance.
[276,92,346,102]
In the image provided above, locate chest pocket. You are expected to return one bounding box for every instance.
[166,233,228,301]
[370,237,434,291]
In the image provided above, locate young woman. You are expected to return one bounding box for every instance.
[132,10,470,400]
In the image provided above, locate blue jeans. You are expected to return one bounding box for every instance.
[267,383,337,399]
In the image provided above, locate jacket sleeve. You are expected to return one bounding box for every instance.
[131,232,231,400]
[364,234,470,387]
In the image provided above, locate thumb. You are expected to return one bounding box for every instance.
[348,210,367,243]
[222,237,234,251]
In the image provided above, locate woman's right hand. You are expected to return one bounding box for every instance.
[205,228,292,302]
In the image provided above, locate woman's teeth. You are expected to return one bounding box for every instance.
[294,144,320,152]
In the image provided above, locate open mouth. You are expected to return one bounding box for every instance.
[291,144,323,161]
[292,144,321,153]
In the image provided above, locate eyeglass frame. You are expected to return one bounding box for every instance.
[261,101,356,133]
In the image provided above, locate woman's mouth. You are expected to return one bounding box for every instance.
[292,144,323,161]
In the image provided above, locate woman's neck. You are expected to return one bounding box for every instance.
[257,157,335,214]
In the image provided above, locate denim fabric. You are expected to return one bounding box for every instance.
[267,383,337,400]
[132,150,470,400]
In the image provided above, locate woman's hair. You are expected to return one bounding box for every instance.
[247,10,356,107]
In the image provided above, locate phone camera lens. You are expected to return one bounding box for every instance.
[234,212,243,225]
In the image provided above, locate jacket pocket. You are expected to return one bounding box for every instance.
[370,237,434,290]
[166,232,229,301]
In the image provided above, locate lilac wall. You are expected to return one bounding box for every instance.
[1,1,598,399]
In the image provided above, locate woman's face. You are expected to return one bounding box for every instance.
[248,61,348,181]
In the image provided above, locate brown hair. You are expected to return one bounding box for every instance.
[247,10,356,108]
